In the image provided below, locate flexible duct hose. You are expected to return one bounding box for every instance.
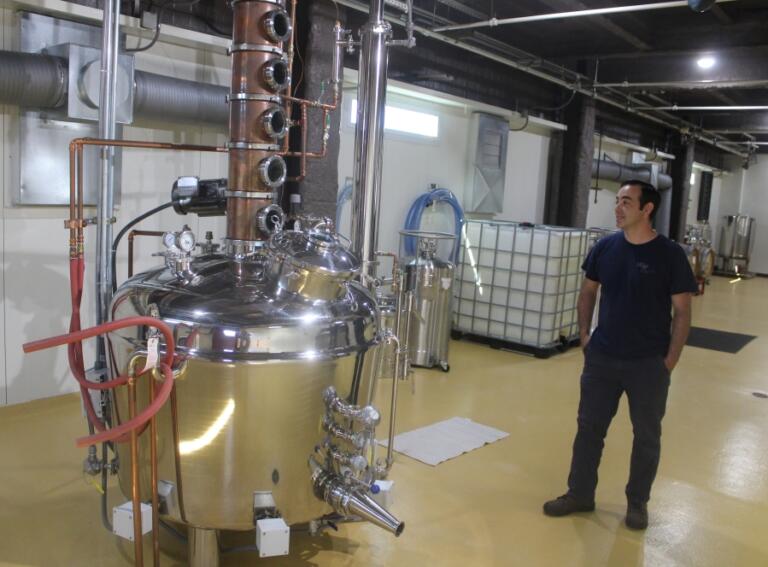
[404,187,465,262]
[0,50,229,126]
[134,71,228,126]
[0,51,67,108]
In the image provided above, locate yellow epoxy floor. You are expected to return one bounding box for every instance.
[2,276,768,566]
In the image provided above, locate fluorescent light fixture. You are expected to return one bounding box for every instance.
[697,56,716,70]
[351,99,439,138]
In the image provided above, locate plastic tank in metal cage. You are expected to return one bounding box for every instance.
[454,220,598,355]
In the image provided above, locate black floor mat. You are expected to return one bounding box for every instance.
[686,326,756,354]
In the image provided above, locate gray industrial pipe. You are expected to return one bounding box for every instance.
[592,158,672,190]
[0,49,228,127]
[0,51,67,108]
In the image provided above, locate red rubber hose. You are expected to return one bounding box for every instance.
[23,316,176,447]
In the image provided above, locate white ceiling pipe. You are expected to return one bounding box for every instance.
[432,0,739,33]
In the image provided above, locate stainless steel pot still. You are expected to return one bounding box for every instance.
[109,224,403,537]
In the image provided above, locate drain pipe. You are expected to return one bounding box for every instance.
[96,0,120,341]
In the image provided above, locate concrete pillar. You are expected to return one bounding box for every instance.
[669,137,695,242]
[554,94,595,227]
[289,1,343,219]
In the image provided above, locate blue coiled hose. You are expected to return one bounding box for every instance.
[404,187,465,262]
[336,179,353,231]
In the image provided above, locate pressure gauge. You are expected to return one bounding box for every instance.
[163,231,177,249]
[177,228,196,253]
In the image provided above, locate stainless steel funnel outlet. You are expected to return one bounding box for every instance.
[310,460,404,537]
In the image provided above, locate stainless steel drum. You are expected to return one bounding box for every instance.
[108,228,389,530]
[400,231,455,372]
[717,215,755,274]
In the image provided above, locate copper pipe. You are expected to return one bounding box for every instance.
[170,383,187,522]
[149,374,160,567]
[128,376,144,567]
[68,146,76,256]
[285,90,339,112]
[77,138,225,152]
[283,107,331,159]
[127,230,164,278]
[77,145,84,235]
[288,103,309,182]
[66,138,225,249]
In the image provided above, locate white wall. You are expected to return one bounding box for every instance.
[738,155,768,274]
[336,82,560,261]
[337,91,472,257]
[1,6,229,405]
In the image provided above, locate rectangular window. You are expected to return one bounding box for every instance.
[351,99,439,138]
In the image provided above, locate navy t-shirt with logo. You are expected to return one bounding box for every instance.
[583,231,698,359]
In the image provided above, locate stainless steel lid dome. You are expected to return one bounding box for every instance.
[111,256,378,362]
[268,229,359,278]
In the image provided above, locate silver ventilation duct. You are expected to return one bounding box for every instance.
[592,158,673,190]
[0,50,67,108]
[0,49,229,127]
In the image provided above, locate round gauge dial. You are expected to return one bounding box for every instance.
[163,231,177,249]
[177,230,196,253]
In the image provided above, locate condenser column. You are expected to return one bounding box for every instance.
[350,0,392,282]
[226,0,292,255]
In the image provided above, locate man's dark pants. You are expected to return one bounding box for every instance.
[566,346,671,505]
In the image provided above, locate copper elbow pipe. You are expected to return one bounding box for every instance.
[66,138,225,258]
[127,230,164,278]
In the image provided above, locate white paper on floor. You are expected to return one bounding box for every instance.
[378,417,509,466]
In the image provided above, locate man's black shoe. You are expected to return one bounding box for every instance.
[542,494,595,517]
[625,501,649,530]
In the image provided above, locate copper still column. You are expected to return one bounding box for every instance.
[226,0,293,250]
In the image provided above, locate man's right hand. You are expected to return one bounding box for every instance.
[580,334,591,352]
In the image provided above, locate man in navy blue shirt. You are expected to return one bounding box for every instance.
[543,180,698,530]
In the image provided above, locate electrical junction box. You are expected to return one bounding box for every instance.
[372,480,395,510]
[113,502,153,541]
[256,518,290,558]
